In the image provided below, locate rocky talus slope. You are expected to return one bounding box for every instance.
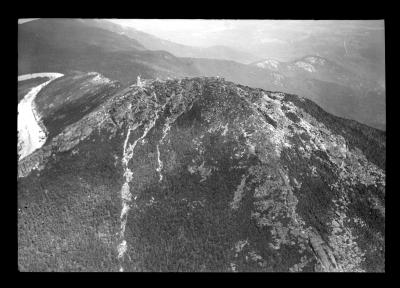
[18,77,385,272]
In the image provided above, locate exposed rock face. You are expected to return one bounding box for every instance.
[18,77,385,272]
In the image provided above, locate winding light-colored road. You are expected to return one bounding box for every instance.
[18,73,64,160]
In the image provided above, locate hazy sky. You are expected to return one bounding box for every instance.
[19,19,384,54]
[108,19,384,47]
[108,19,317,46]
[108,19,239,46]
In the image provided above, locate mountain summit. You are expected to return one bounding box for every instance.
[18,76,385,272]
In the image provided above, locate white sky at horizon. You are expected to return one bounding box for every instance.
[108,19,384,47]
[18,19,384,49]
[18,18,39,24]
[108,19,242,46]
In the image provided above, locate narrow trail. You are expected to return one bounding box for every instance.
[18,73,64,160]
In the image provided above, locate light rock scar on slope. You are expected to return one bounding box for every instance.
[117,112,160,271]
[115,79,203,271]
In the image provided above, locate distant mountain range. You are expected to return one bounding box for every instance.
[251,55,385,130]
[18,18,385,130]
[18,19,285,91]
[80,19,260,64]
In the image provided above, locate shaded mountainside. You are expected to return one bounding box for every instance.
[19,19,145,54]
[18,76,50,103]
[18,77,385,272]
[18,19,198,85]
[34,71,121,143]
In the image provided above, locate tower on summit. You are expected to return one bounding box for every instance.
[137,75,142,87]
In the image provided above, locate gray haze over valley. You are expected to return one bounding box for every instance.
[19,19,385,130]
[18,19,386,272]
